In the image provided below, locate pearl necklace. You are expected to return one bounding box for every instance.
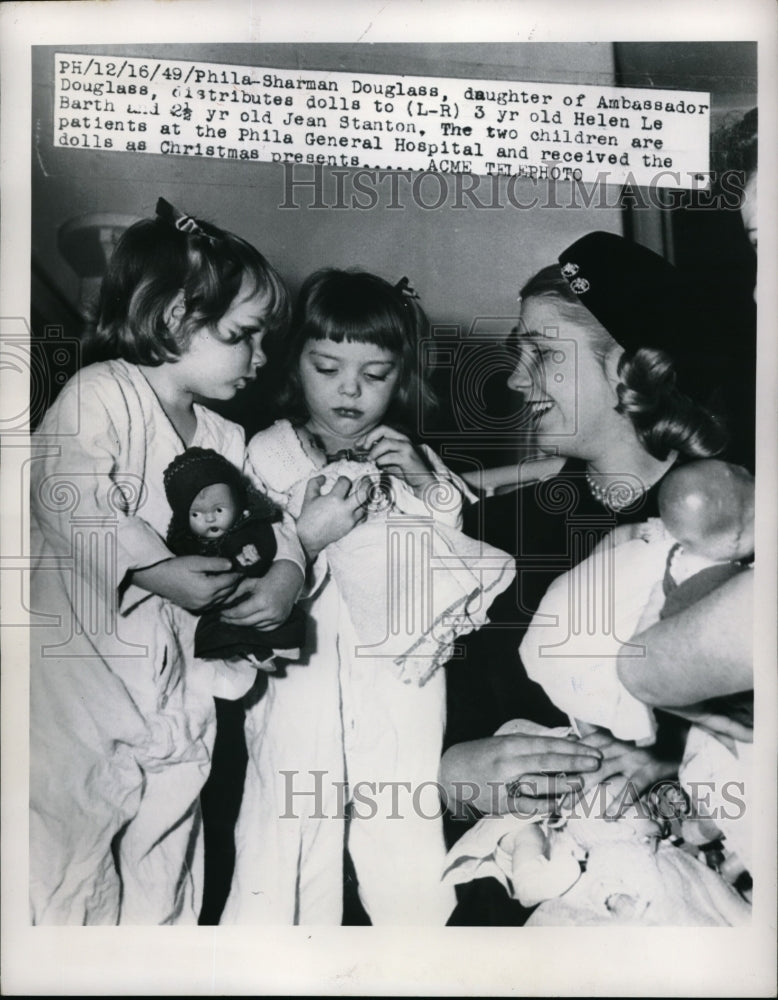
[584,469,647,511]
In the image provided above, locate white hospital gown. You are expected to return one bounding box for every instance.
[29,360,303,925]
[223,419,514,925]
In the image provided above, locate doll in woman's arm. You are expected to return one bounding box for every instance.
[164,447,306,665]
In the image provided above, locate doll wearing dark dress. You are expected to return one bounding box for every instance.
[164,447,305,662]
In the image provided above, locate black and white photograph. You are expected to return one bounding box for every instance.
[2,0,776,994]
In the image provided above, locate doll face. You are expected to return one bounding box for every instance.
[188,482,238,539]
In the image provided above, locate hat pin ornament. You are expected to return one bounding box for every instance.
[569,276,590,295]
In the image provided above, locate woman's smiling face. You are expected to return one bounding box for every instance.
[507,296,622,459]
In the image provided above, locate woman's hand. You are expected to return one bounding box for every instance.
[571,729,677,815]
[360,425,435,495]
[439,734,604,817]
[131,555,240,612]
[296,475,366,559]
[219,560,304,630]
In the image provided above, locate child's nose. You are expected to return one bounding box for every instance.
[250,334,266,368]
[338,376,360,397]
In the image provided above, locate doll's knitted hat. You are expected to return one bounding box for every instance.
[163,447,245,514]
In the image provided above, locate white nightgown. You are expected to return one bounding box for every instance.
[29,360,303,925]
[223,419,514,925]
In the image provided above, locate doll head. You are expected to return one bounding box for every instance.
[164,447,247,540]
[658,459,755,562]
[187,481,239,539]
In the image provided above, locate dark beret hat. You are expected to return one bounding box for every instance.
[558,231,704,356]
[163,447,245,515]
[557,230,723,402]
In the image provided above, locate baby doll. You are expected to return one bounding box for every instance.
[519,460,754,739]
[657,461,755,876]
[518,459,755,879]
[442,719,751,926]
[164,447,305,664]
[654,458,754,609]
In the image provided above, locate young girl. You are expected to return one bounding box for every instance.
[29,198,312,925]
[223,269,515,925]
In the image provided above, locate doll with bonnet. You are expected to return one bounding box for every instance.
[164,447,305,664]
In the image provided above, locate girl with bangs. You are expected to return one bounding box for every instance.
[223,268,514,925]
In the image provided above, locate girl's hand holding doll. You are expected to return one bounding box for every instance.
[359,425,435,497]
[132,555,240,612]
[220,559,304,630]
[296,474,367,559]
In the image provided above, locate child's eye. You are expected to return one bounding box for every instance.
[216,507,224,514]
[364,373,388,382]
[314,367,337,375]
[224,327,263,345]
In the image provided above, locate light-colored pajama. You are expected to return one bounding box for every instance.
[29,360,302,925]
[223,419,513,925]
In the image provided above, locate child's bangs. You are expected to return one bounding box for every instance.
[305,297,407,356]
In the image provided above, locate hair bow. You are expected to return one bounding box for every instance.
[394,276,420,303]
[156,196,210,239]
